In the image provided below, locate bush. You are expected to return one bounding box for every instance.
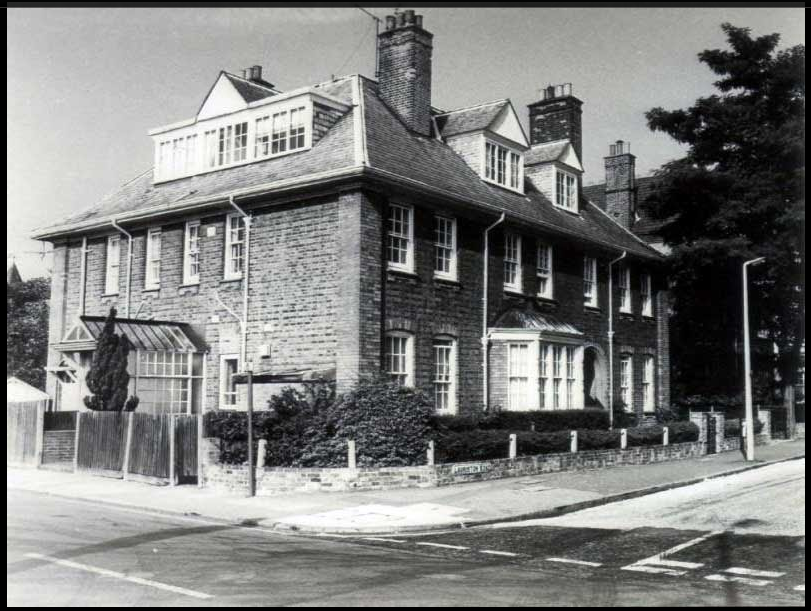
[434,409,611,433]
[723,418,764,437]
[666,421,700,443]
[435,430,513,463]
[627,425,664,447]
[203,410,273,464]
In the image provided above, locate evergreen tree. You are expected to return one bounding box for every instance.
[643,23,804,400]
[6,275,50,389]
[83,308,139,411]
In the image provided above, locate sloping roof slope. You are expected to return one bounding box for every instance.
[583,176,672,242]
[434,100,509,137]
[224,73,278,103]
[7,377,50,402]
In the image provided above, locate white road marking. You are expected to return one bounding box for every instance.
[363,537,406,543]
[706,574,771,587]
[546,557,602,567]
[633,530,723,567]
[480,550,519,557]
[416,542,469,550]
[645,559,704,570]
[25,553,213,600]
[621,564,687,576]
[723,567,785,578]
[794,585,805,592]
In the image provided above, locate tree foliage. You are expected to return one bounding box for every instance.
[83,308,139,412]
[643,23,804,398]
[6,276,50,390]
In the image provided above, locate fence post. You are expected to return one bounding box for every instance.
[73,413,82,473]
[34,402,45,467]
[122,412,134,479]
[169,414,177,486]
[663,426,669,446]
[347,439,356,469]
[509,434,517,459]
[570,430,578,453]
[620,428,627,450]
[427,440,435,466]
[257,439,267,468]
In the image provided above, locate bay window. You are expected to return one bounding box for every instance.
[508,343,530,410]
[137,351,203,414]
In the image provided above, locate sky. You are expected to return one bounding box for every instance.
[7,6,805,279]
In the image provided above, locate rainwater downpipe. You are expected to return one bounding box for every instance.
[607,250,627,429]
[78,237,88,316]
[228,196,251,369]
[111,219,133,318]
[482,212,506,412]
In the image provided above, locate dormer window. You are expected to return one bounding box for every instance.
[555,168,577,211]
[484,140,523,192]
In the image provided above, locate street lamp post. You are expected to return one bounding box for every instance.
[743,257,765,461]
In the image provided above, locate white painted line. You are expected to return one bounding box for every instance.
[633,530,723,567]
[25,553,213,600]
[794,585,805,592]
[363,537,407,543]
[723,567,785,578]
[416,542,469,551]
[622,565,686,576]
[646,559,704,570]
[480,550,519,557]
[706,574,771,587]
[546,557,602,567]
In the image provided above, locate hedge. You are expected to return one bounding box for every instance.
[433,409,612,434]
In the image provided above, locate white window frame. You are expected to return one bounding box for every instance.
[105,235,120,295]
[220,354,240,408]
[641,272,653,317]
[620,354,633,412]
[555,167,578,212]
[385,331,414,387]
[536,242,553,299]
[386,204,414,274]
[433,336,457,414]
[539,343,550,409]
[433,215,457,281]
[619,264,631,313]
[643,355,655,413]
[504,233,523,293]
[183,220,201,285]
[145,228,162,290]
[224,213,245,280]
[508,342,530,410]
[483,139,524,193]
[584,256,598,307]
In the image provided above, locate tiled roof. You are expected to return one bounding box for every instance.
[223,73,278,103]
[582,176,673,242]
[525,140,569,165]
[33,75,663,261]
[434,100,508,138]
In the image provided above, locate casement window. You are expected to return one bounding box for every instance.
[552,345,563,409]
[256,106,309,158]
[643,355,655,413]
[484,141,523,191]
[255,116,271,157]
[105,235,120,295]
[641,272,653,317]
[271,111,288,154]
[288,107,307,150]
[232,122,248,162]
[539,342,582,410]
[433,337,456,413]
[158,141,171,178]
[218,122,248,166]
[171,137,185,175]
[224,213,245,279]
[184,134,198,173]
[137,351,204,415]
[220,355,239,407]
[620,354,633,411]
[433,216,457,280]
[183,221,201,285]
[145,228,162,290]
[536,242,553,299]
[385,332,413,387]
[555,168,577,211]
[204,129,218,168]
[619,264,631,313]
[504,234,522,293]
[508,343,530,410]
[583,256,598,307]
[387,204,414,273]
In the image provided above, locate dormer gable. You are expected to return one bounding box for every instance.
[197,71,279,121]
[525,139,584,213]
[487,102,530,148]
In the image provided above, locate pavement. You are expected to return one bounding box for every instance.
[6,438,804,535]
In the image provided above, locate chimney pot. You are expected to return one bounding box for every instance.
[396,12,406,27]
[385,15,396,30]
[403,9,415,24]
[415,14,423,28]
[250,65,262,81]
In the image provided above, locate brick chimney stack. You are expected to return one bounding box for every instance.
[604,140,637,229]
[527,83,583,161]
[377,10,433,136]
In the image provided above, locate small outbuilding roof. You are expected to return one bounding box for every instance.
[7,377,50,402]
[493,308,583,336]
[53,316,206,353]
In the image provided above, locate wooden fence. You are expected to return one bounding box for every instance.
[75,411,199,484]
[7,402,44,465]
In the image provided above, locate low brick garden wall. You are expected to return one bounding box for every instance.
[200,437,706,496]
[42,430,75,465]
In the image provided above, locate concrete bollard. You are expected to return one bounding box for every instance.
[570,430,578,453]
[427,440,435,466]
[620,428,627,450]
[347,439,356,469]
[257,439,267,468]
[663,426,669,446]
[509,434,517,459]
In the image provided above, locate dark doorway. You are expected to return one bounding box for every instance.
[584,347,604,408]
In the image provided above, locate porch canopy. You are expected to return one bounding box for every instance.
[491,308,583,337]
[52,316,205,353]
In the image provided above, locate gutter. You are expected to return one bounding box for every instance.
[111,219,134,318]
[607,250,627,428]
[482,213,506,412]
[227,196,251,370]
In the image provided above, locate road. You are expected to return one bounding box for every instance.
[7,460,805,606]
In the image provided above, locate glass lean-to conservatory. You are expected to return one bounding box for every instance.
[49,315,206,414]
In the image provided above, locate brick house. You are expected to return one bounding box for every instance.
[33,10,669,419]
